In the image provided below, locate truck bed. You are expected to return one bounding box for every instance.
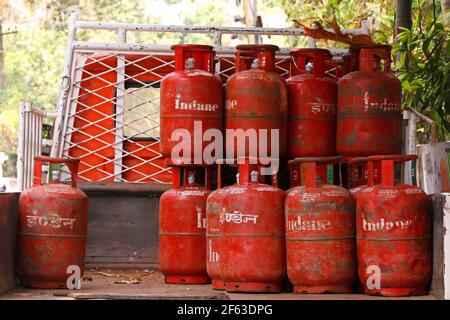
[0,269,438,300]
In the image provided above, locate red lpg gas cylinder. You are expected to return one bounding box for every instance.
[356,155,432,297]
[159,167,211,284]
[16,156,88,289]
[206,159,275,290]
[220,159,286,292]
[225,45,288,160]
[337,45,402,156]
[287,49,337,158]
[285,157,356,293]
[160,45,223,165]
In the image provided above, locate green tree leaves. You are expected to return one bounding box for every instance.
[393,2,449,141]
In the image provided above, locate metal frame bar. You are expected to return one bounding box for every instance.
[402,107,438,186]
[17,102,54,191]
[17,102,27,191]
[51,12,79,157]
[444,193,450,300]
[75,20,368,37]
[114,29,127,181]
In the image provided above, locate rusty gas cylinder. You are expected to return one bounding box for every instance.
[356,155,431,297]
[285,156,356,293]
[16,156,89,289]
[159,166,211,284]
[220,159,286,292]
[337,45,402,156]
[225,45,288,160]
[160,44,223,165]
[287,49,337,158]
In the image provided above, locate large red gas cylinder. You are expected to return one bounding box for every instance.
[159,166,211,284]
[225,45,288,160]
[337,45,402,156]
[287,49,337,158]
[285,156,356,293]
[206,160,265,290]
[160,45,223,165]
[356,155,431,297]
[220,159,286,292]
[16,156,89,289]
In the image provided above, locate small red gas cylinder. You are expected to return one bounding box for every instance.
[356,155,432,297]
[225,45,288,160]
[285,156,356,293]
[220,159,286,292]
[159,166,211,284]
[287,49,337,158]
[337,45,402,156]
[160,44,223,165]
[16,156,89,289]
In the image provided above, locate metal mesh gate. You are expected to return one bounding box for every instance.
[61,52,174,183]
